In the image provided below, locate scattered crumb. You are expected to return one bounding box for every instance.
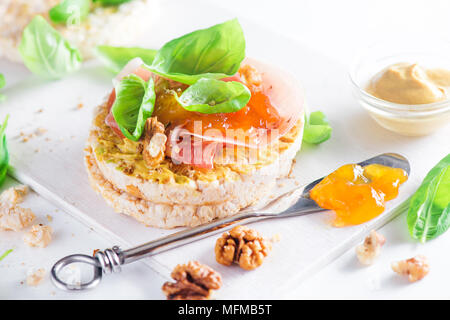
[19,128,47,142]
[76,103,84,110]
[355,230,385,266]
[26,268,45,287]
[0,186,35,231]
[288,159,296,178]
[46,214,53,222]
[23,224,53,248]
[36,108,43,113]
[271,233,281,243]
[391,255,430,282]
[50,291,56,296]
[45,137,51,142]
[36,128,47,135]
[34,149,39,153]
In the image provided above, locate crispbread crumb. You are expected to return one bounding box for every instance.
[0,206,35,231]
[271,233,281,243]
[46,214,53,222]
[23,224,53,248]
[0,185,34,231]
[0,185,35,231]
[0,185,28,208]
[26,268,45,287]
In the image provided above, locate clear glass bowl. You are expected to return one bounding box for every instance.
[349,38,450,136]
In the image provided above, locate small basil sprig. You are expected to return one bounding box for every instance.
[93,0,132,5]
[19,15,82,79]
[0,74,5,102]
[175,78,250,114]
[111,74,155,141]
[0,115,9,186]
[95,46,157,73]
[407,154,450,242]
[302,111,332,144]
[49,0,91,24]
[0,249,13,262]
[145,19,245,85]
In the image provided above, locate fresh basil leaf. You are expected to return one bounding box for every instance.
[175,78,250,114]
[303,111,332,144]
[0,249,13,262]
[111,74,155,141]
[407,154,450,242]
[93,0,132,5]
[95,46,157,73]
[49,0,91,24]
[146,19,245,85]
[0,115,9,186]
[0,74,5,102]
[18,15,82,79]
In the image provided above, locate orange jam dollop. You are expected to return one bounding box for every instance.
[153,74,283,147]
[310,164,408,227]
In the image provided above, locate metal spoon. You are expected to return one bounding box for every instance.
[51,153,410,291]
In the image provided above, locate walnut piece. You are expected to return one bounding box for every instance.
[355,230,385,265]
[162,261,222,300]
[143,117,167,167]
[23,224,53,248]
[0,185,35,231]
[215,225,272,270]
[391,255,430,282]
[27,268,46,287]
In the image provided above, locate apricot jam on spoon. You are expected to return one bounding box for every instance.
[310,163,408,227]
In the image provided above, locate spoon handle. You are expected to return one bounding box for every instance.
[119,211,261,265]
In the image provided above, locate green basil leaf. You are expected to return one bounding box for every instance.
[146,19,245,85]
[95,45,157,73]
[174,79,250,114]
[111,74,155,141]
[407,154,450,242]
[18,15,82,79]
[0,115,9,187]
[49,0,91,24]
[303,111,332,144]
[0,249,13,262]
[93,0,132,5]
[0,74,5,102]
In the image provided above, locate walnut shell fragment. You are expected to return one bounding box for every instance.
[215,225,272,270]
[162,261,222,300]
[355,230,385,265]
[391,255,430,282]
[143,117,167,167]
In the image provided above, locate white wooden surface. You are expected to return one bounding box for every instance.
[0,0,449,299]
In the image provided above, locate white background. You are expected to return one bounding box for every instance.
[1,0,450,299]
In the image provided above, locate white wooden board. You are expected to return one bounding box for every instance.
[0,1,448,298]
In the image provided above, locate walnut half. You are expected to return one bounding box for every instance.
[391,255,430,282]
[143,117,167,167]
[215,225,272,270]
[355,230,385,265]
[162,261,222,300]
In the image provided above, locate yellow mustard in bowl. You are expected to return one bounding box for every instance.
[366,63,450,105]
